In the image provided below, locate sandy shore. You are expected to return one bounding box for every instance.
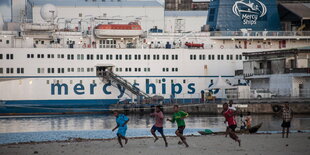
[0,133,309,155]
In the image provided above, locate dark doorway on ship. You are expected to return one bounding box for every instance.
[96,65,113,77]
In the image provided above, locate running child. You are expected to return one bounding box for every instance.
[167,105,189,147]
[112,111,129,147]
[223,103,241,146]
[150,105,168,147]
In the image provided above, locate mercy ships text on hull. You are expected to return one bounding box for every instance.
[0,0,309,115]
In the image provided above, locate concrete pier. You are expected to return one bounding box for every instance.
[110,100,310,114]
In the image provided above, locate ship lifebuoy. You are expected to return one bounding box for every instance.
[272,105,281,113]
[220,45,224,49]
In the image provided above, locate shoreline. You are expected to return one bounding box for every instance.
[1,130,309,146]
[1,133,309,155]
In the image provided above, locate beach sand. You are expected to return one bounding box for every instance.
[0,133,309,155]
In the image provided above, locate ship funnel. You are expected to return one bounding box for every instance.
[206,0,280,31]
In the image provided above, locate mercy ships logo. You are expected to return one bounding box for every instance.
[232,0,267,25]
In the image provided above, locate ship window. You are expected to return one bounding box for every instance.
[80,80,83,84]
[67,54,70,60]
[67,68,70,72]
[48,54,51,58]
[10,68,13,73]
[17,68,20,74]
[0,68,3,74]
[46,80,49,84]
[6,68,9,74]
[0,39,2,42]
[226,55,230,60]
[230,55,233,60]
[236,55,239,60]
[6,54,9,59]
[183,79,186,83]
[77,68,80,72]
[212,55,215,60]
[0,54,2,59]
[71,54,74,60]
[221,55,224,60]
[37,68,40,73]
[48,68,51,73]
[239,55,242,60]
[52,68,54,73]
[100,54,103,60]
[77,54,81,60]
[6,40,9,44]
[41,41,44,44]
[96,54,99,60]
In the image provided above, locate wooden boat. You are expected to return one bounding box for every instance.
[198,122,263,135]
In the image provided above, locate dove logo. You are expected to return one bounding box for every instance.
[232,0,267,25]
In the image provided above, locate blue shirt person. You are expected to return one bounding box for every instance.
[112,111,129,147]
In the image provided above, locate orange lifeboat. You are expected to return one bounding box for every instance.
[94,22,143,38]
[185,42,204,48]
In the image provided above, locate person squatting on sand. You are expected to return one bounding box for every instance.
[281,103,293,138]
[167,105,189,147]
[222,103,241,146]
[112,111,129,147]
[150,105,168,147]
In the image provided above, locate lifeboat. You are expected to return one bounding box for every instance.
[185,42,204,48]
[94,22,143,38]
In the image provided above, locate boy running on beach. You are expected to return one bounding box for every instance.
[223,103,241,146]
[150,105,168,147]
[281,104,293,138]
[224,100,237,137]
[167,105,189,147]
[112,111,129,147]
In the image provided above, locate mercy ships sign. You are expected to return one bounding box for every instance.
[207,0,280,31]
[232,0,267,25]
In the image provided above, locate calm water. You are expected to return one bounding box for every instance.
[0,114,309,133]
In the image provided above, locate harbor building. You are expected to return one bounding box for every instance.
[242,47,310,98]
